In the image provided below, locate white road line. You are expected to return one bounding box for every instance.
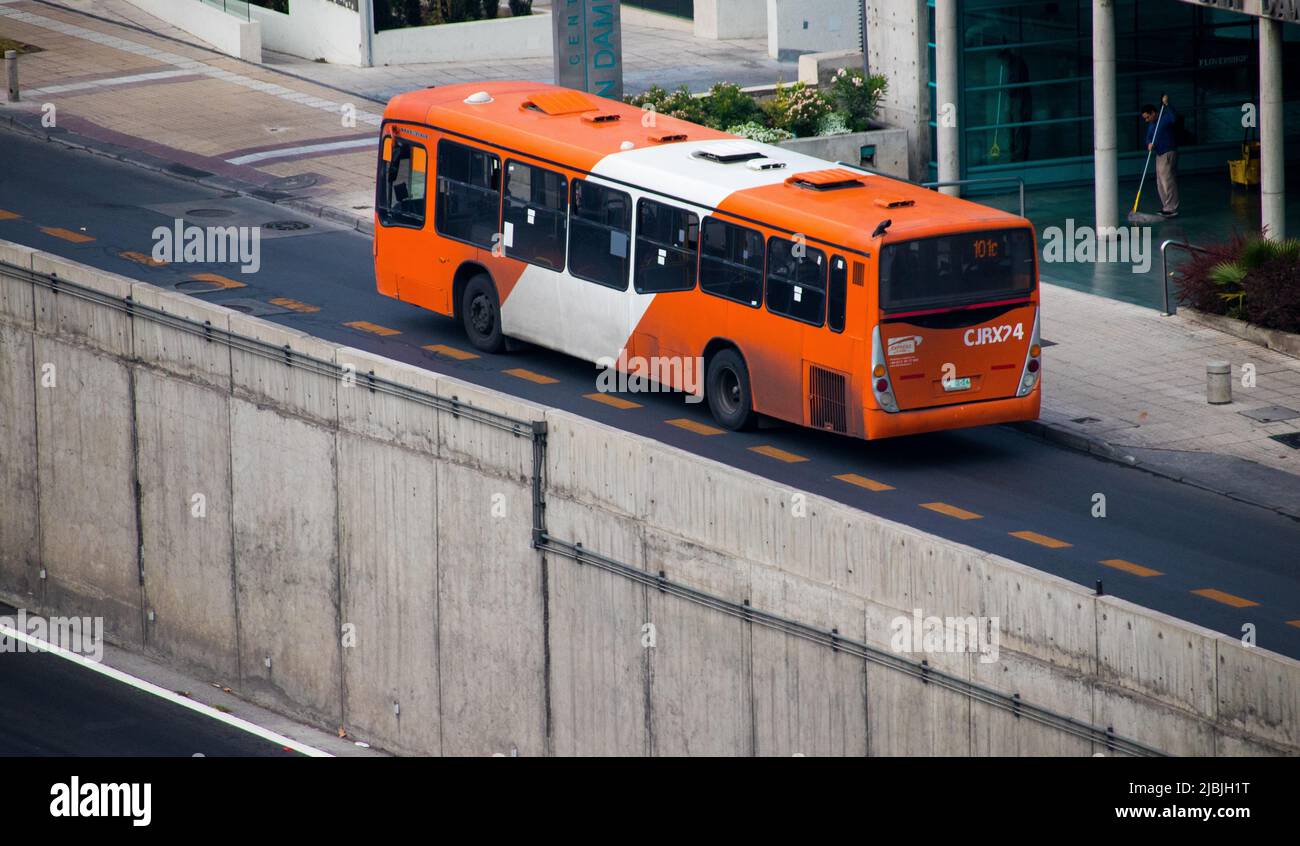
[25,68,196,97]
[0,621,332,757]
[228,137,376,165]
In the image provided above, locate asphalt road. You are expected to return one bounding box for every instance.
[0,605,299,756]
[2,130,1299,659]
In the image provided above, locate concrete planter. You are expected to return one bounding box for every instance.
[371,10,551,66]
[777,126,909,180]
[1182,307,1300,358]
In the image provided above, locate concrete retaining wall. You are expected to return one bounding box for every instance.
[778,126,910,179]
[252,0,362,67]
[124,0,262,62]
[1,240,1297,757]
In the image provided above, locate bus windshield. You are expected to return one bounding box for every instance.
[879,228,1034,313]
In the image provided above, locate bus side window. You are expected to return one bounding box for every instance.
[377,135,427,228]
[699,217,764,308]
[503,160,567,271]
[765,236,826,326]
[568,178,632,290]
[828,255,847,333]
[434,139,500,249]
[634,198,698,294]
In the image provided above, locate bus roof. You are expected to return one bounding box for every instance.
[383,81,1028,257]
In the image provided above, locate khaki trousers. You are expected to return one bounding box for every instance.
[1156,151,1179,214]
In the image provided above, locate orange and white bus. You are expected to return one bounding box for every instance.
[374,81,1041,439]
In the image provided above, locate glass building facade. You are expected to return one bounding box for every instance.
[927,0,1300,186]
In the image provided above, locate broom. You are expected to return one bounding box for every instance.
[1128,100,1166,224]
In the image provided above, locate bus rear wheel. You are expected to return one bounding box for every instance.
[706,348,755,430]
[461,273,505,353]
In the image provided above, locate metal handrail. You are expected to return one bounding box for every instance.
[1159,239,1212,316]
[922,176,1026,218]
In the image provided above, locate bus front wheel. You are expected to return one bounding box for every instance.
[706,348,755,431]
[461,273,505,353]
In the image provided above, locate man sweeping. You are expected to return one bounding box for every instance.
[1141,95,1179,218]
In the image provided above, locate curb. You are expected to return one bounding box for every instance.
[1009,419,1300,522]
[1009,418,1136,465]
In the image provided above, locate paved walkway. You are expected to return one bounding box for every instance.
[2,0,1298,502]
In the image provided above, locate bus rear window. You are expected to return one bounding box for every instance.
[879,229,1034,313]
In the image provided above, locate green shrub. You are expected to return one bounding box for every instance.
[1177,235,1300,332]
[699,82,762,130]
[725,122,795,144]
[508,0,532,14]
[828,67,887,131]
[762,81,832,138]
[816,111,853,137]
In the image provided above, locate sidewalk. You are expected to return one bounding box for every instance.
[2,0,1298,509]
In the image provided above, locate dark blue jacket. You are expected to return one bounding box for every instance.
[1146,105,1178,155]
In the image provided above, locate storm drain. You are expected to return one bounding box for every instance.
[1269,432,1300,450]
[1240,405,1300,423]
[266,174,319,191]
[263,220,311,232]
[184,208,237,219]
[209,298,290,316]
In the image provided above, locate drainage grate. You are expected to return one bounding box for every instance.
[262,220,311,232]
[266,174,319,191]
[210,298,290,316]
[1269,432,1300,450]
[165,163,213,179]
[1239,405,1300,423]
[184,208,237,219]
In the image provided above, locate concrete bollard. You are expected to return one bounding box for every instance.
[5,50,17,103]
[1207,360,1232,404]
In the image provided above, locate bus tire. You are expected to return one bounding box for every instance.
[461,273,505,353]
[706,348,755,431]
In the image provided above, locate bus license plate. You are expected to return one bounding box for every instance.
[943,377,972,392]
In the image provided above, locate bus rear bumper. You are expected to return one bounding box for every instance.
[863,389,1041,440]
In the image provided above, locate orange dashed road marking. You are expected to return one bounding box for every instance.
[750,444,808,463]
[504,367,558,384]
[344,320,398,335]
[1010,530,1072,549]
[188,272,245,290]
[120,251,167,267]
[269,297,321,314]
[584,392,641,409]
[1100,558,1163,578]
[41,226,94,243]
[834,473,894,492]
[1191,588,1259,609]
[0,210,21,221]
[424,344,479,361]
[920,502,981,520]
[666,418,724,436]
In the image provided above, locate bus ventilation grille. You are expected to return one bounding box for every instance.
[809,365,848,433]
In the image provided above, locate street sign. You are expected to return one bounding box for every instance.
[552,0,623,100]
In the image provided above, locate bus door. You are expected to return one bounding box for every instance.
[375,127,431,303]
[497,158,569,347]
[751,235,825,424]
[802,254,859,435]
[877,229,1037,411]
[558,177,634,363]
